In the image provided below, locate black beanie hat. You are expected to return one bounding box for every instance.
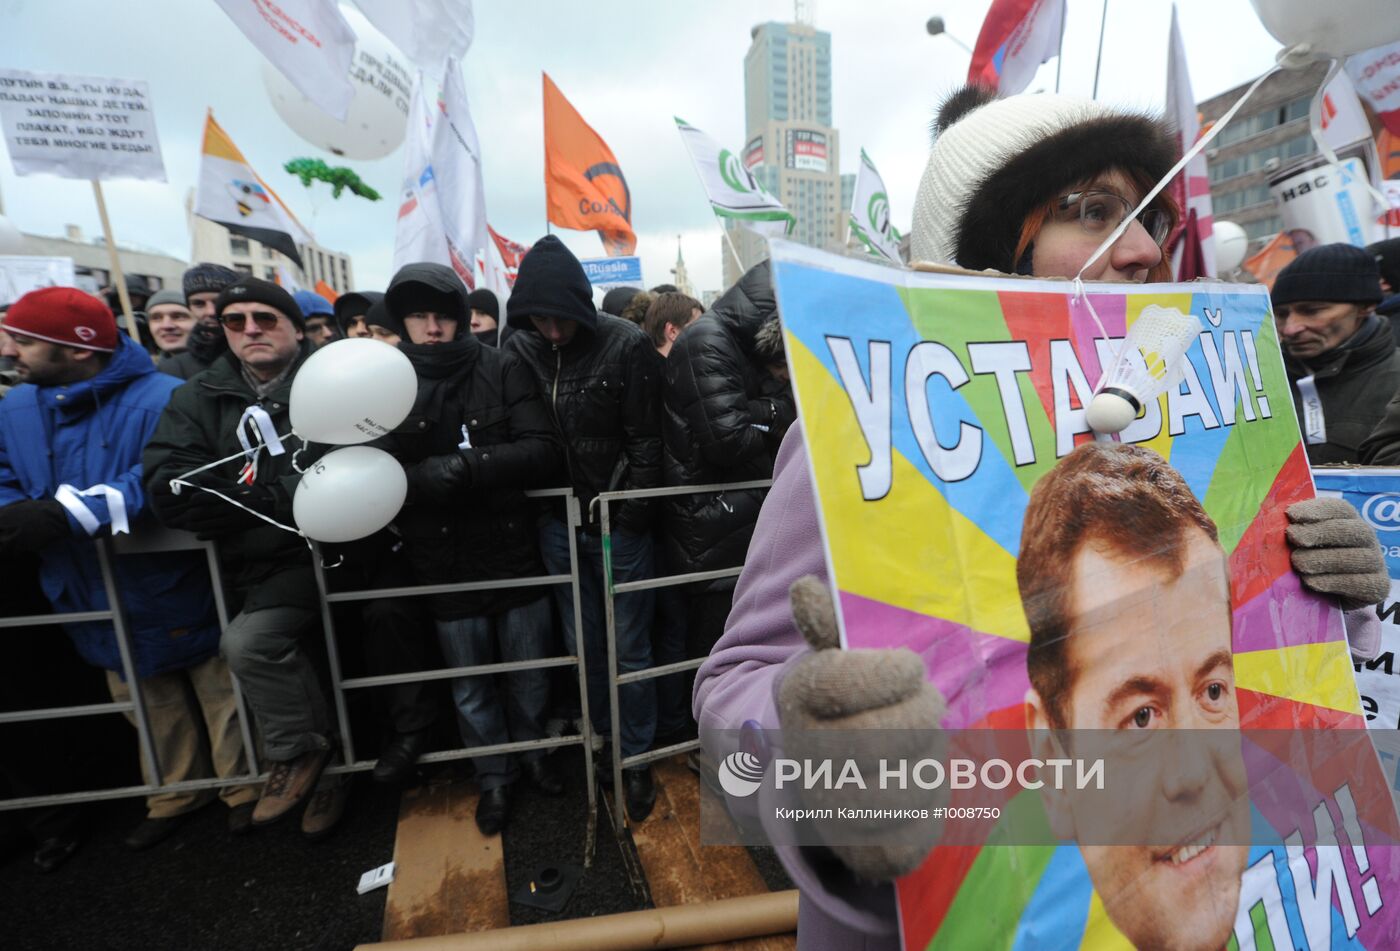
[363,299,402,336]
[466,288,499,320]
[215,277,305,328]
[506,235,598,332]
[333,290,384,332]
[601,286,641,317]
[1370,238,1400,292]
[1272,243,1384,308]
[182,263,241,301]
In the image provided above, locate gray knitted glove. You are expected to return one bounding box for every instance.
[1286,498,1390,611]
[777,575,947,881]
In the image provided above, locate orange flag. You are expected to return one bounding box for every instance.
[314,280,339,304]
[1243,232,1298,291]
[542,73,637,256]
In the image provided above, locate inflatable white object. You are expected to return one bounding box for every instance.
[289,337,417,445]
[293,446,407,542]
[262,7,411,160]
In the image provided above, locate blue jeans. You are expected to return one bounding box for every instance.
[539,519,656,760]
[434,596,552,791]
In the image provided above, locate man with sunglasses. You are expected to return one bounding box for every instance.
[144,277,347,841]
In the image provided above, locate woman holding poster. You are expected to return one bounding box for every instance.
[695,84,1392,950]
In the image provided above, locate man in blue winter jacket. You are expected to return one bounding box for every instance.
[0,287,257,852]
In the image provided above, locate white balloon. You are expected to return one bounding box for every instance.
[1248,0,1400,58]
[1214,220,1250,273]
[293,446,406,543]
[290,338,417,445]
[262,7,412,160]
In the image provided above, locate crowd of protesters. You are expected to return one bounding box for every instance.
[0,232,791,870]
[5,146,1400,889]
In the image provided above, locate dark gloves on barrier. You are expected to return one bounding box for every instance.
[183,485,278,539]
[777,575,947,882]
[0,499,72,553]
[1286,498,1391,611]
[404,452,469,506]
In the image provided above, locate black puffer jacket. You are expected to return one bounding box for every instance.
[503,238,662,535]
[661,261,794,585]
[143,342,328,614]
[380,263,563,619]
[159,321,228,380]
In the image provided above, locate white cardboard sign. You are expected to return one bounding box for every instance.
[0,68,166,182]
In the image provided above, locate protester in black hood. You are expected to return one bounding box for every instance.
[503,235,663,822]
[362,299,402,345]
[380,262,565,834]
[334,290,385,339]
[466,287,512,347]
[161,263,240,380]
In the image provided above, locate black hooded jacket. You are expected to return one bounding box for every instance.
[380,263,564,619]
[660,261,793,584]
[503,238,663,535]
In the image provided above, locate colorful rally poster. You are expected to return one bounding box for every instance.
[768,240,1400,951]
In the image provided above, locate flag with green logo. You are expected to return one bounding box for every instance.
[674,117,794,237]
[849,148,902,262]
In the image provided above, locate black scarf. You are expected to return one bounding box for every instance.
[400,338,479,424]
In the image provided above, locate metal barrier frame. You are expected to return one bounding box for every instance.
[0,489,599,864]
[590,479,773,828]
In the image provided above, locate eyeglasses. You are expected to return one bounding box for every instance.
[219,310,281,332]
[1057,190,1172,246]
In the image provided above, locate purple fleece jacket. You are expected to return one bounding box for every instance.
[693,421,899,950]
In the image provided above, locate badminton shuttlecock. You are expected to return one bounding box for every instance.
[1086,305,1202,435]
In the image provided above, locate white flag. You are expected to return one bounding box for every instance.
[848,149,902,262]
[213,0,355,120]
[392,73,446,272]
[1165,4,1216,278]
[352,0,474,75]
[674,118,793,237]
[195,112,312,267]
[968,0,1065,97]
[391,61,489,288]
[1319,69,1374,152]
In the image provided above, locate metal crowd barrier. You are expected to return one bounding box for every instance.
[590,479,773,828]
[0,489,599,862]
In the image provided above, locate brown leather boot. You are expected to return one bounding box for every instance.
[301,781,349,841]
[251,749,330,826]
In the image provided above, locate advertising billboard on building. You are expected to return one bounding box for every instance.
[743,135,764,170]
[784,128,828,172]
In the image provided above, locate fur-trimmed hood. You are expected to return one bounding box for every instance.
[911,85,1178,272]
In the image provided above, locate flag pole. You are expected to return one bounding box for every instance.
[1054,4,1066,94]
[718,217,745,279]
[1091,0,1109,99]
[90,180,140,341]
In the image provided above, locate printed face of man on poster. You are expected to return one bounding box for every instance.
[1016,442,1251,950]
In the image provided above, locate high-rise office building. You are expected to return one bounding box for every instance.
[724,19,855,287]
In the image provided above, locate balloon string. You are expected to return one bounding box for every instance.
[1308,57,1391,214]
[1072,65,1279,285]
[167,478,305,539]
[168,430,298,490]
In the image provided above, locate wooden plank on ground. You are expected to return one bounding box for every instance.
[630,756,796,951]
[381,781,509,941]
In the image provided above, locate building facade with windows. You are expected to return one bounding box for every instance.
[17,223,186,298]
[724,19,855,287]
[1199,61,1329,251]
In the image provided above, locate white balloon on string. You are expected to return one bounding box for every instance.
[293,446,407,542]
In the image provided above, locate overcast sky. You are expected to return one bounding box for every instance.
[1,0,1286,294]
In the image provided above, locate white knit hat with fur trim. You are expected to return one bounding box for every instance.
[910,88,1177,272]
